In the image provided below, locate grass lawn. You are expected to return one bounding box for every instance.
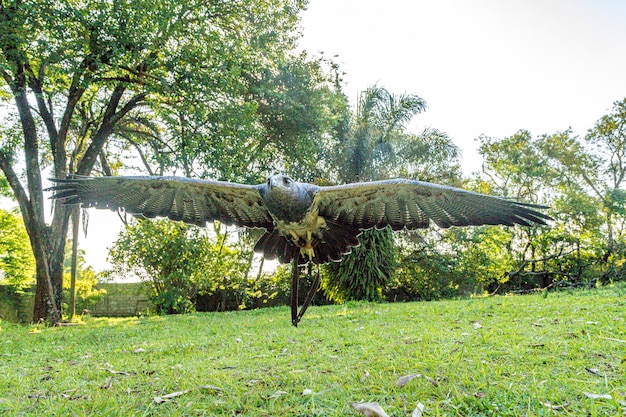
[1,284,625,416]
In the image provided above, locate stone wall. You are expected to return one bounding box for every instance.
[0,285,34,323]
[88,282,150,317]
[0,282,150,323]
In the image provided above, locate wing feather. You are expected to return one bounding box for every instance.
[49,176,273,229]
[384,199,403,230]
[312,179,551,231]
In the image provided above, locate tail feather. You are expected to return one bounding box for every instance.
[312,220,360,264]
[254,221,361,265]
[254,229,299,264]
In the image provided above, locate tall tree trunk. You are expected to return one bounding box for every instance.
[256,257,265,280]
[69,207,80,320]
[31,203,71,323]
[30,226,62,323]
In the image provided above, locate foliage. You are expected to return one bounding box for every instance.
[108,220,329,314]
[0,0,327,322]
[379,100,626,299]
[1,285,624,415]
[471,99,626,291]
[0,209,35,288]
[324,87,423,302]
[451,226,518,291]
[0,174,10,198]
[195,264,331,312]
[473,132,564,289]
[124,51,348,183]
[394,127,462,184]
[61,245,104,312]
[0,284,33,323]
[323,227,397,302]
[109,219,206,314]
[337,86,427,183]
[245,54,350,181]
[389,248,461,302]
[325,86,463,302]
[3,0,623,318]
[477,130,550,201]
[109,219,252,314]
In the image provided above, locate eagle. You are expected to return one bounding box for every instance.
[50,174,551,325]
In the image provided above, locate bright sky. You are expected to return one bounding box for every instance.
[299,0,626,173]
[4,0,626,273]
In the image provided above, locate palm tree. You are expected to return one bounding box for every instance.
[323,86,427,301]
[343,86,427,183]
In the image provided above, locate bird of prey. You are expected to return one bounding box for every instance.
[50,174,551,325]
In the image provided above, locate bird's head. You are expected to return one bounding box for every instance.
[263,174,313,222]
[267,174,296,192]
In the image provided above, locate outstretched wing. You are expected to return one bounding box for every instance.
[312,179,551,231]
[49,176,273,229]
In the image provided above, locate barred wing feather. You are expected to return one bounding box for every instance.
[50,176,273,229]
[313,179,551,231]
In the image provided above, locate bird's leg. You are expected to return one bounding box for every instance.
[295,263,320,325]
[290,252,300,327]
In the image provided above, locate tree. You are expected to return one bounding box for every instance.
[473,104,626,289]
[110,52,347,184]
[580,99,626,269]
[324,86,428,301]
[0,0,309,322]
[534,99,626,283]
[109,219,251,314]
[472,131,558,289]
[0,209,35,287]
[367,124,464,299]
[323,225,398,302]
[393,127,463,184]
[338,86,427,184]
[245,54,351,181]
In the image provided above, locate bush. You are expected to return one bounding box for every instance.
[110,220,212,314]
[386,252,461,302]
[195,263,332,312]
[322,228,397,302]
[109,219,255,314]
[0,210,35,288]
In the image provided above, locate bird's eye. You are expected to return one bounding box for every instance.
[283,177,290,186]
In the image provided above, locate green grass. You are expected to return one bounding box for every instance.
[1,285,625,416]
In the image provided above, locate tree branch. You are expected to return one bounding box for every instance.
[25,62,59,144]
[10,67,45,225]
[56,51,116,177]
[123,136,155,175]
[580,171,604,200]
[0,150,31,224]
[507,248,575,279]
[99,150,113,176]
[77,87,147,175]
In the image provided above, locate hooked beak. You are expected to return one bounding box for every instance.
[267,175,292,190]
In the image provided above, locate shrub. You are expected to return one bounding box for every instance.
[322,228,397,302]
